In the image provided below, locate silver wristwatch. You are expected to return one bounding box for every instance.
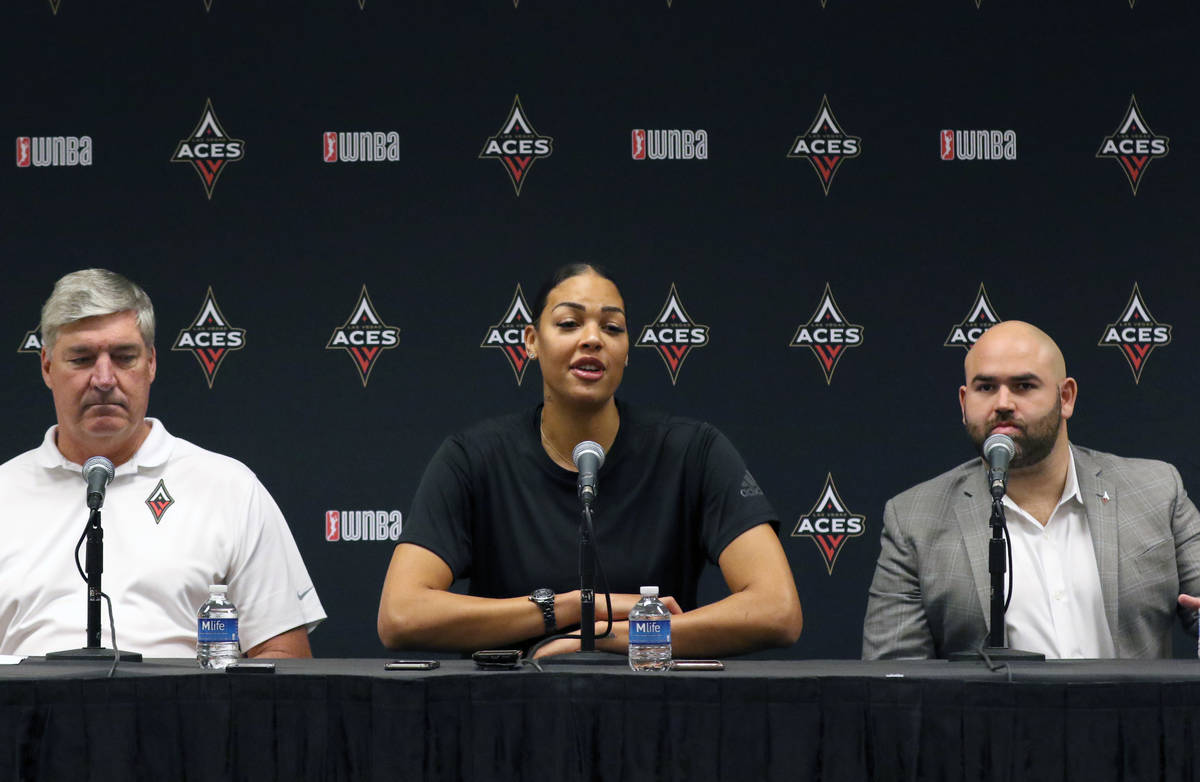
[528,587,556,635]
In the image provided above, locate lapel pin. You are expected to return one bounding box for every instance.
[1099,490,1111,504]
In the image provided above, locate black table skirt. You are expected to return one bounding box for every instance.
[1,658,1199,781]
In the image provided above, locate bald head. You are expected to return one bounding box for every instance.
[964,321,1067,386]
[959,320,1077,471]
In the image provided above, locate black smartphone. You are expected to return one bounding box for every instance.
[670,659,725,671]
[472,649,522,669]
[384,660,440,671]
[225,662,276,674]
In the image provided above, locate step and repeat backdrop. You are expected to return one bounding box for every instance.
[3,1,1197,658]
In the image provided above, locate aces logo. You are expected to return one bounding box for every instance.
[944,284,1001,349]
[792,473,865,575]
[479,95,553,196]
[1096,95,1169,195]
[171,288,246,388]
[787,95,861,195]
[789,283,864,384]
[17,328,41,355]
[326,286,400,386]
[1098,283,1172,383]
[481,285,535,385]
[145,479,175,524]
[170,99,245,199]
[636,284,710,385]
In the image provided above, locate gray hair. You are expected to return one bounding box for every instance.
[40,269,155,357]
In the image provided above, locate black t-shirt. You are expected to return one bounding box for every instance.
[399,400,778,611]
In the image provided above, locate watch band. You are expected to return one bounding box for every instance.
[529,588,556,634]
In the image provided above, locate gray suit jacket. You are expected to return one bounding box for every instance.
[862,445,1200,659]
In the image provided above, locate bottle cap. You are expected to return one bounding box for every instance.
[640,586,659,597]
[208,584,228,594]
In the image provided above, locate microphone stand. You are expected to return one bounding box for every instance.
[540,502,623,666]
[47,508,142,662]
[950,484,1044,662]
[579,505,597,653]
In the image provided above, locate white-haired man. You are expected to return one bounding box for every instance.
[0,269,325,658]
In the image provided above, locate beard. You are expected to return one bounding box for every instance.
[966,396,1062,469]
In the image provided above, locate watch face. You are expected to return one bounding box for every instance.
[532,588,554,603]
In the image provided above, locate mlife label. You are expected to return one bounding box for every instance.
[629,619,671,645]
[198,618,239,643]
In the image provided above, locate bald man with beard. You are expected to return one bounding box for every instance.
[862,321,1200,659]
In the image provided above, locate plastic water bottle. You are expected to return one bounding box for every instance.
[196,585,241,669]
[628,585,671,671]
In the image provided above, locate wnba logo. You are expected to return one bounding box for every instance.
[322,131,400,163]
[939,129,1017,161]
[325,510,403,542]
[631,129,708,160]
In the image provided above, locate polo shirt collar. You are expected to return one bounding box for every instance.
[33,418,173,476]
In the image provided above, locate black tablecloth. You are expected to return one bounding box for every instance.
[2,657,1200,781]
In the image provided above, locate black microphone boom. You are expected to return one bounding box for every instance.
[83,456,116,510]
[572,441,605,508]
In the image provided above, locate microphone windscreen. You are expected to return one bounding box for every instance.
[82,455,115,484]
[982,433,1015,461]
[571,441,606,470]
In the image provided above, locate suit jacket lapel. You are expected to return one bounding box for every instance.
[1075,447,1120,655]
[954,465,994,633]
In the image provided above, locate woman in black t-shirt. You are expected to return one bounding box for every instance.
[378,263,803,658]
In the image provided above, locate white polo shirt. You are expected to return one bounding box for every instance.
[0,419,325,657]
[1002,452,1116,659]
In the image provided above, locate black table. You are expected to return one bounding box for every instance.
[2,657,1200,781]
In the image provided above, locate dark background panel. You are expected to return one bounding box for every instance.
[2,0,1197,659]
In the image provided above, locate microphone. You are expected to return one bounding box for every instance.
[82,456,116,510]
[983,433,1015,500]
[572,441,605,508]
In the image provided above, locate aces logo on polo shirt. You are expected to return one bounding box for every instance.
[146,479,175,524]
[792,473,865,575]
[1098,283,1172,383]
[171,288,246,388]
[481,284,535,385]
[326,286,400,386]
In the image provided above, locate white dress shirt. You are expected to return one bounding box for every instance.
[1002,451,1116,658]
